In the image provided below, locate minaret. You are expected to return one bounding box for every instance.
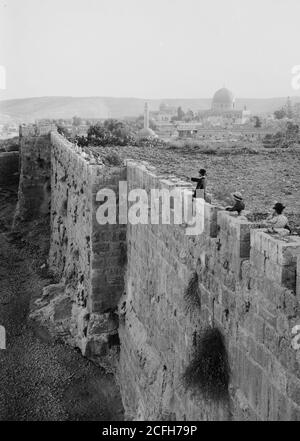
[137,101,157,139]
[286,96,293,119]
[144,102,149,129]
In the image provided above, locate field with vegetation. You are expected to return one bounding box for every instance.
[86,139,300,229]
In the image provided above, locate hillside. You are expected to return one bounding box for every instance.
[1,96,300,122]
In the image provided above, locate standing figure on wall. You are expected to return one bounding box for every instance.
[191,169,210,202]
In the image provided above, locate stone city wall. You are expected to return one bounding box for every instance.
[14,124,56,223]
[45,131,126,369]
[118,161,300,421]
[18,126,126,370]
[15,124,300,420]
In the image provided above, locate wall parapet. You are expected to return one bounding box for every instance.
[19,123,57,137]
[251,230,300,293]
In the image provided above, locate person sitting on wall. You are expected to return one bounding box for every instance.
[265,202,291,234]
[225,192,245,216]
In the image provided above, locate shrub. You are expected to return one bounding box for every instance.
[75,135,89,147]
[104,152,123,166]
[182,327,230,402]
[184,272,201,313]
[85,120,135,147]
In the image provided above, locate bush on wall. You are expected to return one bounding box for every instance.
[182,327,230,402]
[184,271,201,313]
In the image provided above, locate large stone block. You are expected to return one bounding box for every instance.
[251,231,300,292]
[251,230,300,266]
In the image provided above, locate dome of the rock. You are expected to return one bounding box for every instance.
[212,87,235,110]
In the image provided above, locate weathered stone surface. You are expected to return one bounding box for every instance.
[251,231,300,292]
[118,164,300,421]
[48,132,126,369]
[14,127,52,224]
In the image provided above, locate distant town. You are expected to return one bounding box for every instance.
[2,88,297,150]
[1,88,300,145]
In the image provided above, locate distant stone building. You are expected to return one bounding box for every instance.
[137,103,157,139]
[197,87,251,127]
[176,123,202,138]
[152,102,177,123]
[212,87,235,110]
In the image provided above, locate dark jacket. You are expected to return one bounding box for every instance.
[226,200,245,215]
[191,176,206,198]
[191,176,206,190]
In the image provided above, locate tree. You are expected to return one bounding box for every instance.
[262,133,274,148]
[86,123,109,146]
[103,119,135,145]
[184,109,194,122]
[286,121,299,142]
[74,135,89,147]
[273,131,285,148]
[72,116,82,126]
[76,119,134,147]
[177,106,185,121]
[254,116,262,128]
[285,97,294,119]
[274,108,287,120]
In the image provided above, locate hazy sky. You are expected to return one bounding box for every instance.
[0,0,300,100]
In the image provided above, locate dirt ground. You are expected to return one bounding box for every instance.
[0,184,124,421]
